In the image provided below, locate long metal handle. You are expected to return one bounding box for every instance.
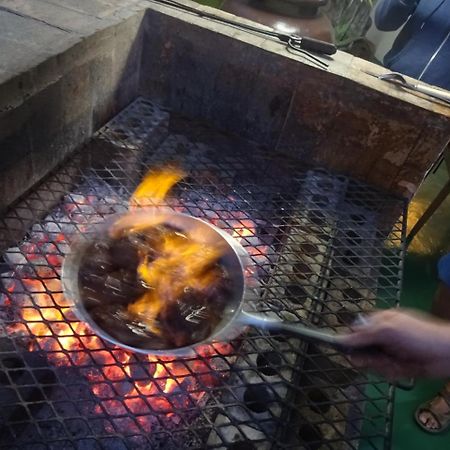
[238,311,384,356]
[237,311,343,347]
[237,311,415,390]
[150,0,337,59]
[363,70,450,105]
[298,36,337,55]
[412,83,450,104]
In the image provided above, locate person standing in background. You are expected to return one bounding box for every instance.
[342,254,450,433]
[353,0,450,434]
[375,0,450,90]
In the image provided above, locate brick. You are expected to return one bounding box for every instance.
[0,4,146,208]
[0,123,32,172]
[112,13,144,81]
[0,9,71,52]
[90,53,116,130]
[0,0,450,217]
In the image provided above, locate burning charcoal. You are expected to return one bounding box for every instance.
[105,270,141,299]
[109,237,140,270]
[127,231,159,255]
[80,267,146,311]
[126,226,183,262]
[87,304,125,332]
[79,272,111,307]
[151,266,232,348]
[88,304,165,349]
[214,282,234,309]
[157,292,211,347]
[81,241,115,275]
[78,223,234,350]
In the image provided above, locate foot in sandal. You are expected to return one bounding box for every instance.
[416,383,450,433]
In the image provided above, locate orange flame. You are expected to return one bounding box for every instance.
[125,167,225,335]
[3,170,266,423]
[130,166,184,206]
[129,230,224,334]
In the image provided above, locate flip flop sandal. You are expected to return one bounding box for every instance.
[415,389,450,434]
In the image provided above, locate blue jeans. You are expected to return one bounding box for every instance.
[438,254,450,287]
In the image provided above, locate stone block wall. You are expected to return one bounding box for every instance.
[0,9,145,211]
[1,0,450,212]
[139,5,450,198]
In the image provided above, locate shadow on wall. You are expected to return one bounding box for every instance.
[97,15,146,131]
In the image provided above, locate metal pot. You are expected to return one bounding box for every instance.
[62,210,346,357]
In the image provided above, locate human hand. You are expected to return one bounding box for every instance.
[339,309,450,380]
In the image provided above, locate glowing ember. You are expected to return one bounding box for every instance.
[5,252,233,423]
[1,171,270,426]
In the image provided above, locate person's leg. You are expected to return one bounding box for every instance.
[417,254,450,432]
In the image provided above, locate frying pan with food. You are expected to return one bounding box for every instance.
[62,210,364,357]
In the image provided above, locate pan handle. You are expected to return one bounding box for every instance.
[237,311,415,390]
[237,311,344,348]
[412,83,450,104]
[238,311,394,354]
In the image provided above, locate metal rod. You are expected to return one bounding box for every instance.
[149,0,335,61]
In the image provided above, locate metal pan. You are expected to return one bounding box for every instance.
[62,210,351,357]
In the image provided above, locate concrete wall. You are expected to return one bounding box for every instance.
[1,1,450,213]
[139,5,450,199]
[0,9,145,211]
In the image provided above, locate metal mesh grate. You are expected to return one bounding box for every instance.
[0,98,406,449]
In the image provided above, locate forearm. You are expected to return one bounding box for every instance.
[340,309,450,379]
[375,0,418,31]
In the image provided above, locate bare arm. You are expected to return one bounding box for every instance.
[339,309,450,379]
[375,0,419,31]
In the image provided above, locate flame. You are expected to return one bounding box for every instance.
[116,167,227,336]
[2,170,269,426]
[128,229,225,334]
[130,167,185,206]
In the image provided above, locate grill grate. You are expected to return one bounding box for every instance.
[0,98,406,449]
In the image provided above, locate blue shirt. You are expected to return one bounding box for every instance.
[375,0,450,90]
